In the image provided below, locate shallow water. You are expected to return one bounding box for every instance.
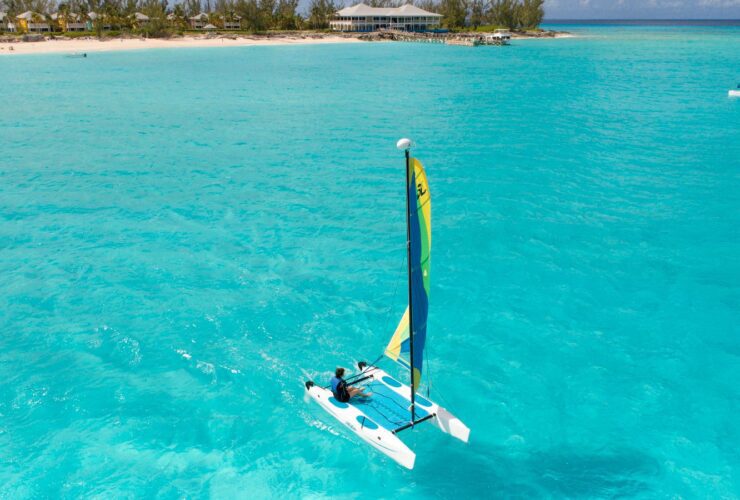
[1,25,739,497]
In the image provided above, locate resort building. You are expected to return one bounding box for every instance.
[133,12,150,26]
[16,11,51,33]
[51,12,86,32]
[221,15,242,30]
[87,12,112,30]
[330,3,442,33]
[189,13,209,29]
[67,14,86,31]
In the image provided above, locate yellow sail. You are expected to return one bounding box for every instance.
[385,307,410,363]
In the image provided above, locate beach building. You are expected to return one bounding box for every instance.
[203,23,217,31]
[67,14,86,31]
[189,13,209,29]
[51,12,86,32]
[16,11,51,33]
[87,12,112,30]
[330,3,441,32]
[133,12,150,26]
[221,15,242,30]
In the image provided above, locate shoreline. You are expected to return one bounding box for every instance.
[0,31,571,56]
[0,34,363,56]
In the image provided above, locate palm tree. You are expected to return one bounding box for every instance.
[55,2,69,31]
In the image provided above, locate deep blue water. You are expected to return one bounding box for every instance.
[1,25,739,497]
[544,19,740,26]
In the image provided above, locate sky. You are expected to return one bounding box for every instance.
[542,0,740,19]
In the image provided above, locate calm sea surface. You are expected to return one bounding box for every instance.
[1,24,738,497]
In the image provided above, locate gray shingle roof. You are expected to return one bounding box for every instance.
[335,3,441,17]
[17,11,43,20]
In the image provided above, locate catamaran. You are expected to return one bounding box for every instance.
[304,139,470,469]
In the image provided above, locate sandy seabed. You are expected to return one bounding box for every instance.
[0,35,362,56]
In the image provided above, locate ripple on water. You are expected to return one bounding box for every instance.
[0,26,739,497]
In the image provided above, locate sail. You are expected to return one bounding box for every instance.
[384,157,431,388]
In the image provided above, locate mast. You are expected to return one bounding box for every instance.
[402,142,416,423]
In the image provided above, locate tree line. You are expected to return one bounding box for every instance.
[414,0,544,30]
[0,0,544,32]
[0,0,306,31]
[307,0,544,30]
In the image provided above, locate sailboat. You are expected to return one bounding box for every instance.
[304,139,470,469]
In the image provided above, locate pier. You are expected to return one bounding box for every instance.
[358,30,510,47]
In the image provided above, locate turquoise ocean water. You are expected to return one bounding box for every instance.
[1,24,739,497]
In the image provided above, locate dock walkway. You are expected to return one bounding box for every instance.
[358,30,509,47]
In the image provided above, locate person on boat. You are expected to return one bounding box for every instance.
[330,367,369,402]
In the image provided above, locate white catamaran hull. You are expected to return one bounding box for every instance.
[729,90,740,98]
[304,144,470,469]
[305,383,416,469]
[358,366,470,443]
[305,365,470,469]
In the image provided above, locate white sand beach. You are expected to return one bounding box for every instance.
[0,35,363,56]
[0,30,574,56]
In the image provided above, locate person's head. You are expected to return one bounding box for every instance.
[335,367,345,378]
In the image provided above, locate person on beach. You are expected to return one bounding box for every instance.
[330,367,370,402]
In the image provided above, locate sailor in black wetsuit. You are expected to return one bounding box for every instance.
[330,367,370,402]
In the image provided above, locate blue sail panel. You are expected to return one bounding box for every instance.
[385,158,430,388]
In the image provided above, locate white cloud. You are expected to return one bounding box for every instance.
[699,0,740,6]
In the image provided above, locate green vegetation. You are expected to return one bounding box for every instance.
[0,0,544,37]
[306,0,339,29]
[0,0,310,36]
[416,0,544,30]
[313,0,544,31]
